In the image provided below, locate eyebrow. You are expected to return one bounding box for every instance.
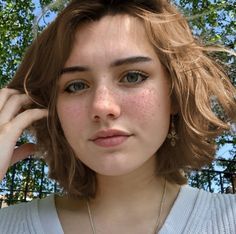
[60,56,152,74]
[111,56,152,67]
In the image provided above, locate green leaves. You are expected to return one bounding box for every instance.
[178,0,235,53]
[0,1,70,88]
[0,1,35,87]
[178,0,236,163]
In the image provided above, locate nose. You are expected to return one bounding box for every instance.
[90,86,121,122]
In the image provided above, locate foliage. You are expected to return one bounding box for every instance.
[0,0,34,87]
[0,0,68,87]
[176,0,236,190]
[1,158,62,206]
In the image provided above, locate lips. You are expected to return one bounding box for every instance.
[89,129,132,147]
[90,129,131,140]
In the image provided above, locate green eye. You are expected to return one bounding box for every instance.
[120,71,149,84]
[65,81,89,93]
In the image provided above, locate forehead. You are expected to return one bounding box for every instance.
[76,14,146,45]
[64,14,158,66]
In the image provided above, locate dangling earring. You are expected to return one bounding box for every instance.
[167,115,178,147]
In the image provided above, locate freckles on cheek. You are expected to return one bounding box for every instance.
[125,90,160,123]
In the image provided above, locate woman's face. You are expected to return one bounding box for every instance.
[57,14,172,176]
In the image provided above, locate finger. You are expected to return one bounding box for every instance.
[2,109,48,142]
[0,94,32,125]
[11,143,36,165]
[0,94,30,122]
[0,88,20,111]
[10,108,48,137]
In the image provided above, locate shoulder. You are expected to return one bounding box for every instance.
[160,185,236,234]
[200,187,235,228]
[0,198,37,221]
[207,188,236,211]
[182,185,236,233]
[183,185,236,214]
[0,197,47,234]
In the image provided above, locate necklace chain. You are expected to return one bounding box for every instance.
[86,178,167,234]
[87,197,97,234]
[151,178,167,233]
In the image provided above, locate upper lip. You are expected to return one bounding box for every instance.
[90,129,132,141]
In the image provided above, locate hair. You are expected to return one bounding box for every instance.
[7,0,236,198]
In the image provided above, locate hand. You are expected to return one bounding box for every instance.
[0,88,48,181]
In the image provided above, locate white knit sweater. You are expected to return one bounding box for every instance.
[0,185,235,234]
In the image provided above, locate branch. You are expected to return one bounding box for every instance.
[185,3,233,21]
[32,0,68,38]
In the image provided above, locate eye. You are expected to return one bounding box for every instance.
[64,81,89,93]
[120,71,149,84]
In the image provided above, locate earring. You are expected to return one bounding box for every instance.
[167,115,178,147]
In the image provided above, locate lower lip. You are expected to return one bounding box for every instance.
[92,135,130,147]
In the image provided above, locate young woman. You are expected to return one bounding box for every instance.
[0,0,235,233]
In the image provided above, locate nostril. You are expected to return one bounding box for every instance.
[94,115,100,121]
[107,113,116,119]
[93,113,116,121]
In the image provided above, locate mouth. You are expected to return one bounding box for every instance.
[92,135,131,147]
[89,129,132,147]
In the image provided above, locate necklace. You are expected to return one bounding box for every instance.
[86,178,167,234]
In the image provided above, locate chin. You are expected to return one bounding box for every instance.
[91,162,146,177]
[96,169,133,177]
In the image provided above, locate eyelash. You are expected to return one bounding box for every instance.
[64,70,149,94]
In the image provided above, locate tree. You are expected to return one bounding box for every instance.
[176,0,236,192]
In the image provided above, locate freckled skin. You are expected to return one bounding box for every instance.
[57,15,172,176]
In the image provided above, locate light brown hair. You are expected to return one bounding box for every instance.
[8,0,236,198]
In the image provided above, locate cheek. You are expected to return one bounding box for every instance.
[123,88,170,126]
[57,99,86,132]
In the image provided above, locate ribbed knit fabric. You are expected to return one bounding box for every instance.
[0,185,235,234]
[0,197,44,234]
[159,186,236,234]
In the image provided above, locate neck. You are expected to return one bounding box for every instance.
[94,156,164,206]
[56,155,181,234]
[87,156,178,234]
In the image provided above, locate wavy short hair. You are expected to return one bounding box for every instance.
[8,0,236,198]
